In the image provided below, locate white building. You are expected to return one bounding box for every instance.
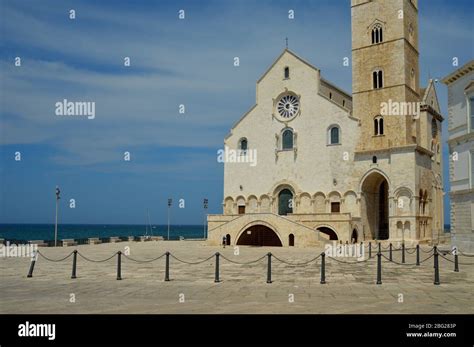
[442,60,474,253]
[208,0,444,247]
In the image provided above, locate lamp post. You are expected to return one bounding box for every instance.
[203,198,208,239]
[54,186,60,247]
[167,198,172,241]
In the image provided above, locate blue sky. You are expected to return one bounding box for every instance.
[0,0,473,225]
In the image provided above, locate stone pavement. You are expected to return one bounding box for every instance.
[0,241,473,314]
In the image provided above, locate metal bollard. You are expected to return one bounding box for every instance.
[27,252,37,278]
[378,242,381,254]
[320,252,326,284]
[116,251,122,280]
[454,252,459,272]
[389,243,393,262]
[214,252,220,283]
[165,252,170,281]
[71,250,77,279]
[369,242,372,258]
[433,246,440,285]
[402,243,406,264]
[416,244,420,266]
[376,250,382,285]
[266,253,272,284]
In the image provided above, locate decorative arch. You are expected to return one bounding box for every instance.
[344,190,358,216]
[394,186,413,216]
[313,192,327,213]
[235,195,246,205]
[224,196,234,215]
[270,180,301,197]
[299,192,312,213]
[259,194,271,213]
[394,186,414,199]
[328,191,342,201]
[247,195,258,213]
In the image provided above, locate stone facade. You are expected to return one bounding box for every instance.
[208,0,444,247]
[442,60,474,253]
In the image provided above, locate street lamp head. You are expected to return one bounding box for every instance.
[55,186,61,199]
[168,198,172,207]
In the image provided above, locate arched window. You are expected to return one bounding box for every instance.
[374,116,384,135]
[239,138,248,154]
[372,156,377,164]
[282,129,293,150]
[329,126,340,144]
[278,189,293,215]
[373,70,383,89]
[284,67,289,79]
[371,24,383,44]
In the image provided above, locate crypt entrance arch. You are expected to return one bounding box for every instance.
[236,222,283,247]
[360,170,390,240]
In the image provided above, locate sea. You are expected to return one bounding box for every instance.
[0,224,206,243]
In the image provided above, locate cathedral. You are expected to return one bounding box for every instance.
[208,0,444,247]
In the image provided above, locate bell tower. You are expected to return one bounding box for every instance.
[351,0,420,151]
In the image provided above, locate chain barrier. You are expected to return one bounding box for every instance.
[272,253,322,266]
[169,253,215,265]
[37,250,74,262]
[122,253,166,263]
[381,253,433,266]
[77,252,117,263]
[327,256,371,264]
[438,253,474,266]
[219,254,267,265]
[29,247,470,285]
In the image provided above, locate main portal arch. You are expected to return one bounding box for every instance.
[361,171,390,240]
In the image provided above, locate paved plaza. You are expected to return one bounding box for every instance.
[0,241,473,314]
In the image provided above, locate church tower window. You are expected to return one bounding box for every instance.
[373,70,383,89]
[238,138,248,154]
[282,129,294,149]
[374,116,384,135]
[371,24,383,44]
[284,67,290,79]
